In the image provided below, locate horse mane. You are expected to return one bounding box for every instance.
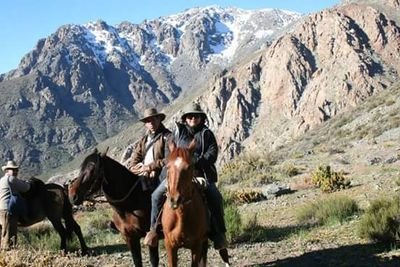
[103,155,137,180]
[168,145,192,164]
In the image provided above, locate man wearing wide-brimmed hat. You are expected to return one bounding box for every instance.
[0,160,31,250]
[126,108,171,192]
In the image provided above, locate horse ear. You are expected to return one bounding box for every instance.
[188,139,196,154]
[93,147,98,154]
[168,140,176,152]
[100,147,109,157]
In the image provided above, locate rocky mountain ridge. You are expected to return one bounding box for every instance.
[0,7,301,175]
[1,0,400,177]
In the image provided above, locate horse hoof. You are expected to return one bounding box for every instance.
[81,248,89,256]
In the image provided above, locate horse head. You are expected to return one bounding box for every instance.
[68,148,107,205]
[166,139,196,210]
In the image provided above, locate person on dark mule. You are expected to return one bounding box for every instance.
[144,102,228,251]
[110,108,172,237]
[0,160,31,250]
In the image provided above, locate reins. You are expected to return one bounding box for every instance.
[98,154,142,204]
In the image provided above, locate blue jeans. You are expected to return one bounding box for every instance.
[150,179,167,229]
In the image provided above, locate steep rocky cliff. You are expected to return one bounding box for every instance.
[194,0,400,164]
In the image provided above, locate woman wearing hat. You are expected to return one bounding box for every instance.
[0,160,31,250]
[144,103,228,251]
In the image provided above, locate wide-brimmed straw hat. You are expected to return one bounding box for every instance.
[181,102,207,121]
[139,108,166,122]
[2,160,19,172]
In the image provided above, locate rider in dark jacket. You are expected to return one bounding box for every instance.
[143,103,227,250]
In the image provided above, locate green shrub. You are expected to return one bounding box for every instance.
[296,195,359,225]
[223,191,267,243]
[19,224,67,251]
[358,197,400,244]
[311,165,350,192]
[224,202,243,242]
[280,163,300,177]
[219,155,276,186]
[237,214,268,242]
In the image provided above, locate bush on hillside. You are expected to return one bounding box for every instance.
[223,191,266,243]
[225,189,266,204]
[224,201,243,242]
[219,154,276,186]
[296,195,359,225]
[311,165,351,192]
[358,197,400,244]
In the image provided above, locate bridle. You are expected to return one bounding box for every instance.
[166,160,194,210]
[87,154,104,197]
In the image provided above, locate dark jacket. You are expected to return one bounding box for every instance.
[174,122,218,182]
[127,124,171,180]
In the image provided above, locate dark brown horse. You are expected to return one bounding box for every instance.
[162,141,230,267]
[68,148,159,267]
[19,177,88,255]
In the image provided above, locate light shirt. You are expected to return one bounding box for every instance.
[143,135,155,165]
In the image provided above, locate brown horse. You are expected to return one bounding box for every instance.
[162,141,230,267]
[19,177,88,255]
[68,148,159,267]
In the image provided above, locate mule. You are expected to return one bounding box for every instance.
[162,141,230,267]
[68,148,159,267]
[18,177,88,255]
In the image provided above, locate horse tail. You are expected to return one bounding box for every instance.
[62,191,75,240]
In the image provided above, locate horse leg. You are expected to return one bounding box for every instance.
[66,215,88,255]
[49,219,68,255]
[198,240,208,267]
[191,242,206,267]
[166,245,178,267]
[127,236,143,267]
[148,245,159,267]
[219,248,230,266]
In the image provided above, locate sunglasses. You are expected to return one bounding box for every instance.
[186,114,201,119]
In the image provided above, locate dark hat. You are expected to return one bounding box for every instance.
[2,160,19,172]
[181,102,207,121]
[139,108,166,122]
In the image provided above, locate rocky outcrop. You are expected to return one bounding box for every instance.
[196,1,400,163]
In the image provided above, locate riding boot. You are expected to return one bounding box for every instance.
[143,228,158,247]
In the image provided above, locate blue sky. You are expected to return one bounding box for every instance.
[0,0,339,74]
